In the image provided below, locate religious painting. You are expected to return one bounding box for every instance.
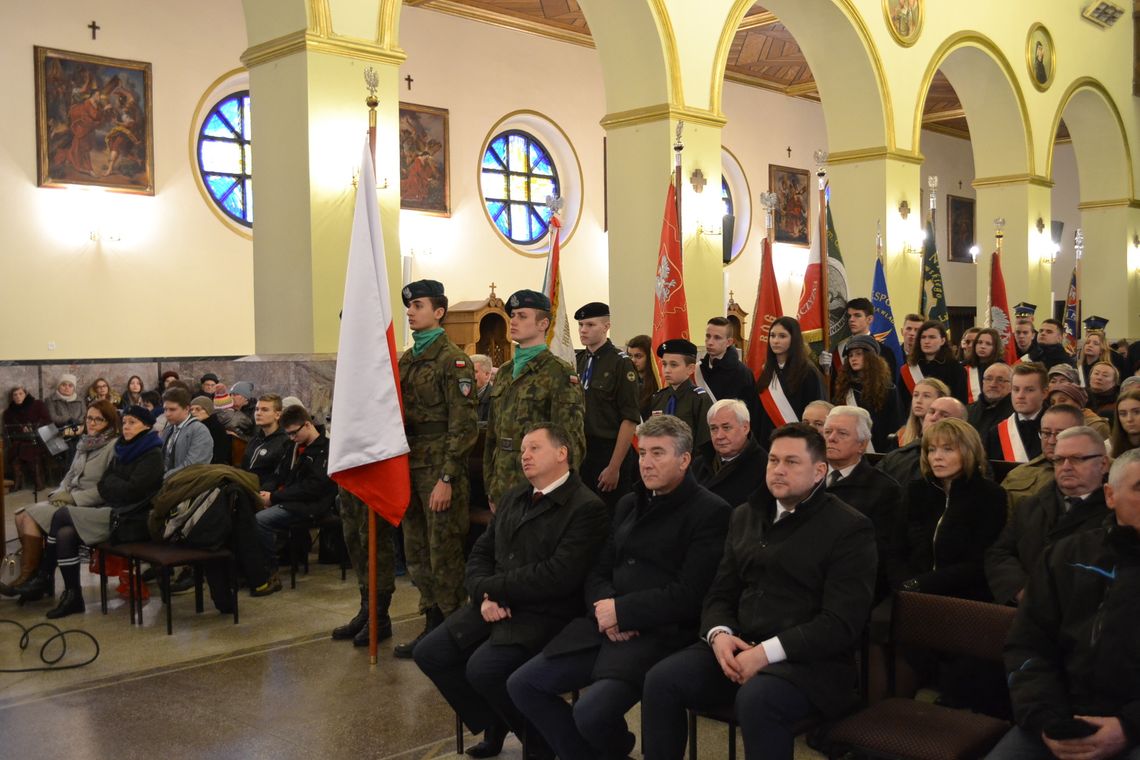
[1026,23,1055,92]
[883,0,923,47]
[768,164,810,247]
[946,194,976,263]
[34,47,154,194]
[399,102,450,216]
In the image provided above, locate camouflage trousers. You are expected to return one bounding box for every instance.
[401,468,469,616]
[339,488,396,595]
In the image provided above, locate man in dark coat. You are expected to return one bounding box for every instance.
[984,363,1048,463]
[507,415,730,760]
[413,424,609,760]
[968,362,1013,444]
[991,448,1140,760]
[986,426,1110,606]
[698,317,761,430]
[823,405,905,598]
[1028,319,1075,368]
[241,393,290,490]
[641,423,877,760]
[695,398,768,507]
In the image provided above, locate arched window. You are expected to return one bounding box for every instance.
[481,130,560,245]
[197,91,252,228]
[722,177,734,219]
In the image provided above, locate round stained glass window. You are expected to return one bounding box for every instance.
[197,91,252,228]
[481,130,560,245]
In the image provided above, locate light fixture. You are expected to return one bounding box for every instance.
[1082,1,1125,28]
[901,225,926,255]
[898,200,911,220]
[969,245,980,263]
[1035,217,1046,234]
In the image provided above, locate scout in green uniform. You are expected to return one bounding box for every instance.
[393,280,479,659]
[644,339,713,461]
[574,301,640,509]
[483,289,585,508]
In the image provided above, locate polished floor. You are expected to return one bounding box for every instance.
[0,487,821,759]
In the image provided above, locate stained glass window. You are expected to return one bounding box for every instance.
[197,91,252,227]
[481,130,559,245]
[722,177,733,219]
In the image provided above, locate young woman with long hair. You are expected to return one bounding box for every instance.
[833,335,902,453]
[754,316,825,442]
[900,320,968,408]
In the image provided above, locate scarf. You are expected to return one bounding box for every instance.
[411,327,445,357]
[115,429,163,465]
[54,389,78,403]
[77,430,116,453]
[513,344,547,379]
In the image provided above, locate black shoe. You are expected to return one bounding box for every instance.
[168,568,195,596]
[45,588,85,619]
[393,605,443,659]
[141,565,158,583]
[465,723,508,758]
[352,615,393,646]
[250,576,282,597]
[16,573,55,603]
[333,588,369,640]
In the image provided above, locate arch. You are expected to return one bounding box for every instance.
[1046,78,1133,202]
[913,32,1034,178]
[578,0,675,114]
[711,0,894,153]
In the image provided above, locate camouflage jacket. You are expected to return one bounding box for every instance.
[398,334,479,478]
[483,348,585,503]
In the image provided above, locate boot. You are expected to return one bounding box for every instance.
[332,587,369,640]
[16,571,55,603]
[0,535,42,597]
[393,604,444,659]
[353,591,393,646]
[46,588,85,619]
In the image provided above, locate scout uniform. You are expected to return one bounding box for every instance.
[644,339,713,459]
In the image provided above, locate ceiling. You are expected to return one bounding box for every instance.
[410,0,1069,142]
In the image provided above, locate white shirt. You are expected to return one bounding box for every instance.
[532,470,570,498]
[827,462,858,481]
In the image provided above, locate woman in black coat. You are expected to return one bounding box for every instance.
[900,320,968,408]
[15,405,164,618]
[897,418,1007,601]
[833,335,902,453]
[755,316,826,443]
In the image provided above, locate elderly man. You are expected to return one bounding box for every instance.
[414,424,608,760]
[986,426,1110,606]
[985,363,1048,463]
[824,405,905,598]
[968,362,1014,444]
[991,449,1140,760]
[507,416,730,760]
[1001,404,1085,513]
[877,396,968,486]
[471,354,494,423]
[801,399,834,433]
[641,424,877,760]
[695,399,768,506]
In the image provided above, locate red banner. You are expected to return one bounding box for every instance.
[989,251,1018,364]
[746,237,783,381]
[650,181,688,385]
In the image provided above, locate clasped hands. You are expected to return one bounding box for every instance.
[1042,716,1127,760]
[481,593,511,622]
[594,598,639,643]
[710,632,770,685]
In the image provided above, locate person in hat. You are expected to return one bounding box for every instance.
[198,373,219,398]
[1078,321,1128,386]
[644,339,713,462]
[1012,303,1038,359]
[189,395,232,465]
[384,279,480,658]
[1029,319,1076,369]
[833,334,902,453]
[47,373,86,464]
[574,301,640,509]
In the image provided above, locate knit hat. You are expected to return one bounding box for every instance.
[1047,364,1079,384]
[230,381,254,400]
[122,405,156,428]
[191,396,215,415]
[1049,382,1088,408]
[282,396,304,410]
[212,384,234,410]
[160,370,180,383]
[59,373,78,387]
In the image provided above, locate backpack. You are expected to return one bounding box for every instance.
[162,486,232,550]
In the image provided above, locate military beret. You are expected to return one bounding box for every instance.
[656,339,698,358]
[842,334,881,358]
[401,279,445,307]
[506,289,551,315]
[573,302,610,321]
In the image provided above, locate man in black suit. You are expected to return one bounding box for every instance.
[823,405,905,598]
[985,362,1048,463]
[641,424,877,760]
[698,317,761,431]
[507,415,730,760]
[413,424,609,759]
[968,362,1013,444]
[695,399,768,506]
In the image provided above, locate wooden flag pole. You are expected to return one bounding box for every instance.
[815,153,830,353]
[364,67,380,666]
[674,121,684,235]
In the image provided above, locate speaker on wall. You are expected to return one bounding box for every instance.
[722,214,735,264]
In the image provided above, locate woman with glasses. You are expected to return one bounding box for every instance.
[1,401,120,598]
[85,377,121,407]
[1108,389,1140,458]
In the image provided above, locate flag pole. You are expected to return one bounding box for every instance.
[814,151,830,353]
[363,66,381,667]
[1074,228,1084,341]
[674,121,684,235]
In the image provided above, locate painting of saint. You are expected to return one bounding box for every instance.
[1026,24,1055,91]
[769,165,811,247]
[884,0,923,46]
[399,103,450,215]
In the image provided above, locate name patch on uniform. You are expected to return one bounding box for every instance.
[458,379,473,397]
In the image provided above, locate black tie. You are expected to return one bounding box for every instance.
[828,470,842,488]
[531,490,543,505]
[1064,496,1082,513]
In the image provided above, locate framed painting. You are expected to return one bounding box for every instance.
[399,102,450,216]
[883,0,923,47]
[34,46,154,194]
[768,164,811,247]
[1026,23,1056,92]
[946,194,976,263]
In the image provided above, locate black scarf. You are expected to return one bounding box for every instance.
[114,430,163,465]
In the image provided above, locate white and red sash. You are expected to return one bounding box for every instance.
[965,365,981,404]
[759,374,798,428]
[899,362,924,394]
[996,413,1029,462]
[845,389,875,453]
[1077,363,1087,388]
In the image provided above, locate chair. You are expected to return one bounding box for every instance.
[824,592,1016,760]
[287,512,348,589]
[97,541,238,635]
[687,704,820,760]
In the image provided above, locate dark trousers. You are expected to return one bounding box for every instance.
[508,649,640,760]
[641,643,815,760]
[580,438,635,512]
[413,622,532,736]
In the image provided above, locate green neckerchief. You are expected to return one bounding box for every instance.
[513,344,548,378]
[411,327,445,357]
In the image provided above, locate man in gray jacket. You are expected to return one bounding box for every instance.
[161,387,213,479]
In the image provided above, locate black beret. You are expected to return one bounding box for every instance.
[573,302,610,321]
[401,279,445,307]
[506,289,551,316]
[656,339,698,358]
[199,373,219,384]
[122,404,156,428]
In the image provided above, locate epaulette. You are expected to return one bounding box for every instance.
[693,386,707,395]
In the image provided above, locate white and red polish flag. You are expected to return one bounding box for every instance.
[328,139,412,527]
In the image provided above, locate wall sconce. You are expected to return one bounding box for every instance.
[351,169,389,190]
[969,245,980,263]
[898,200,911,221]
[1035,217,1046,235]
[1133,234,1140,249]
[901,224,926,255]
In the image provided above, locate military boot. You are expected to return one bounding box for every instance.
[393,604,444,659]
[332,587,368,640]
[353,591,393,646]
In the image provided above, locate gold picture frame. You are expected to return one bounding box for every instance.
[883,0,923,47]
[1026,23,1056,92]
[399,102,450,216]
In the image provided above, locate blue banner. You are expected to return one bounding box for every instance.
[871,257,905,369]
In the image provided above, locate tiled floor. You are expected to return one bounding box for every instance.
[0,487,820,759]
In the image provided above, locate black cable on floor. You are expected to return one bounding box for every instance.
[0,619,99,672]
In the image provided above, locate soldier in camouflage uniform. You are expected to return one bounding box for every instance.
[645,339,714,464]
[393,280,479,659]
[483,289,585,507]
[331,487,397,646]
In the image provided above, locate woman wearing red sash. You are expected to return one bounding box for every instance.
[833,335,902,453]
[754,317,824,443]
[900,320,968,409]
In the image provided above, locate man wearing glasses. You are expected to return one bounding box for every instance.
[986,425,1110,606]
[1002,404,1085,513]
[967,362,1013,444]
